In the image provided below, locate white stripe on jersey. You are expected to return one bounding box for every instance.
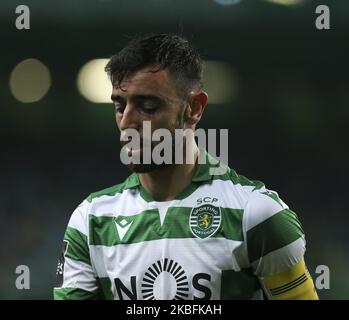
[60,256,98,293]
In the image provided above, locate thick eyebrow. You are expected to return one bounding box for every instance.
[111,94,164,105]
[110,94,125,103]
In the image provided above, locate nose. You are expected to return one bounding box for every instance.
[118,103,140,132]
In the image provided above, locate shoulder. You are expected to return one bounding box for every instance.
[210,161,267,207]
[243,186,290,231]
[86,173,138,204]
[217,162,294,232]
[68,173,138,229]
[212,159,306,276]
[242,186,305,276]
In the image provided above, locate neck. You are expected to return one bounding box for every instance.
[139,145,199,202]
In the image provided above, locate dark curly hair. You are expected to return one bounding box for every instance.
[105,34,203,97]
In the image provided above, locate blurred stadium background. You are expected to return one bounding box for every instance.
[0,0,348,299]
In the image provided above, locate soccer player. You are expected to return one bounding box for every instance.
[54,34,318,300]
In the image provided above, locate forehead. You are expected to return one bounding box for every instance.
[112,66,177,98]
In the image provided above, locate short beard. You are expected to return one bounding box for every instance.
[122,113,185,174]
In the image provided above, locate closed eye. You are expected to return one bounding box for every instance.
[111,94,163,115]
[140,106,158,115]
[114,104,125,114]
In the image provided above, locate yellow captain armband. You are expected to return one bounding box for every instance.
[262,259,319,300]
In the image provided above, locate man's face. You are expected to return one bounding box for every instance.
[111,65,186,173]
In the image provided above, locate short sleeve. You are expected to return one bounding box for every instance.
[54,200,100,300]
[243,188,306,277]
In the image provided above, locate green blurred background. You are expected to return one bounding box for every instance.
[0,0,348,299]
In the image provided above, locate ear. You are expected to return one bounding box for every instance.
[184,91,208,127]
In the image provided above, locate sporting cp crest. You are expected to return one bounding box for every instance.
[189,204,221,239]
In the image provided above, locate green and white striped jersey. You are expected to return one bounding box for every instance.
[54,151,305,300]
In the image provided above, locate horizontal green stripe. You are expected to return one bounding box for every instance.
[64,227,91,265]
[88,207,243,246]
[53,287,97,300]
[88,171,263,203]
[247,209,304,263]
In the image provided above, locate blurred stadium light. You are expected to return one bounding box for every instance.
[77,58,111,103]
[76,59,237,105]
[9,58,51,103]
